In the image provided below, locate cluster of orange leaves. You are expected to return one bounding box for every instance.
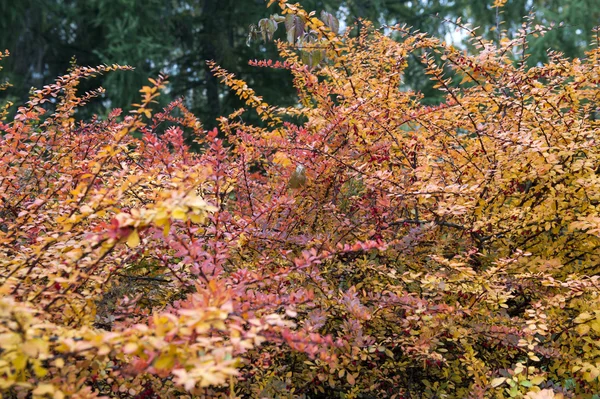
[1,1,600,398]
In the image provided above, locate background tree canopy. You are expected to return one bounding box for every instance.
[0,0,598,127]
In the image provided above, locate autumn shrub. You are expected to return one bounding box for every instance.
[2,1,600,398]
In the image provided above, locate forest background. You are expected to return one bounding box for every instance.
[1,0,599,128]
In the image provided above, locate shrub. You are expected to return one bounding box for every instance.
[1,1,600,398]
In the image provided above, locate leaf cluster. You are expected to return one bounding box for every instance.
[1,2,600,398]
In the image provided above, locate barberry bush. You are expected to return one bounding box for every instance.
[1,1,600,398]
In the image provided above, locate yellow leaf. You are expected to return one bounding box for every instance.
[154,210,170,226]
[13,353,27,370]
[188,213,206,224]
[490,377,506,387]
[116,128,129,140]
[590,319,600,333]
[238,233,248,248]
[162,221,171,237]
[171,207,188,220]
[186,196,218,212]
[123,342,139,354]
[530,375,545,385]
[575,323,590,336]
[97,345,111,356]
[127,229,140,248]
[33,362,48,377]
[185,195,208,208]
[574,312,593,324]
[528,353,541,362]
[154,353,175,370]
[32,384,55,396]
[0,332,20,346]
[273,151,292,167]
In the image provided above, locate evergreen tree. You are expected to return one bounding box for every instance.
[1,0,597,124]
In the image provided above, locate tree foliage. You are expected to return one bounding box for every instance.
[1,1,600,398]
[1,0,598,124]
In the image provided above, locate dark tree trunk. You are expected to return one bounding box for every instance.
[202,0,221,128]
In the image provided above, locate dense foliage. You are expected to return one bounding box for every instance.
[2,1,600,398]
